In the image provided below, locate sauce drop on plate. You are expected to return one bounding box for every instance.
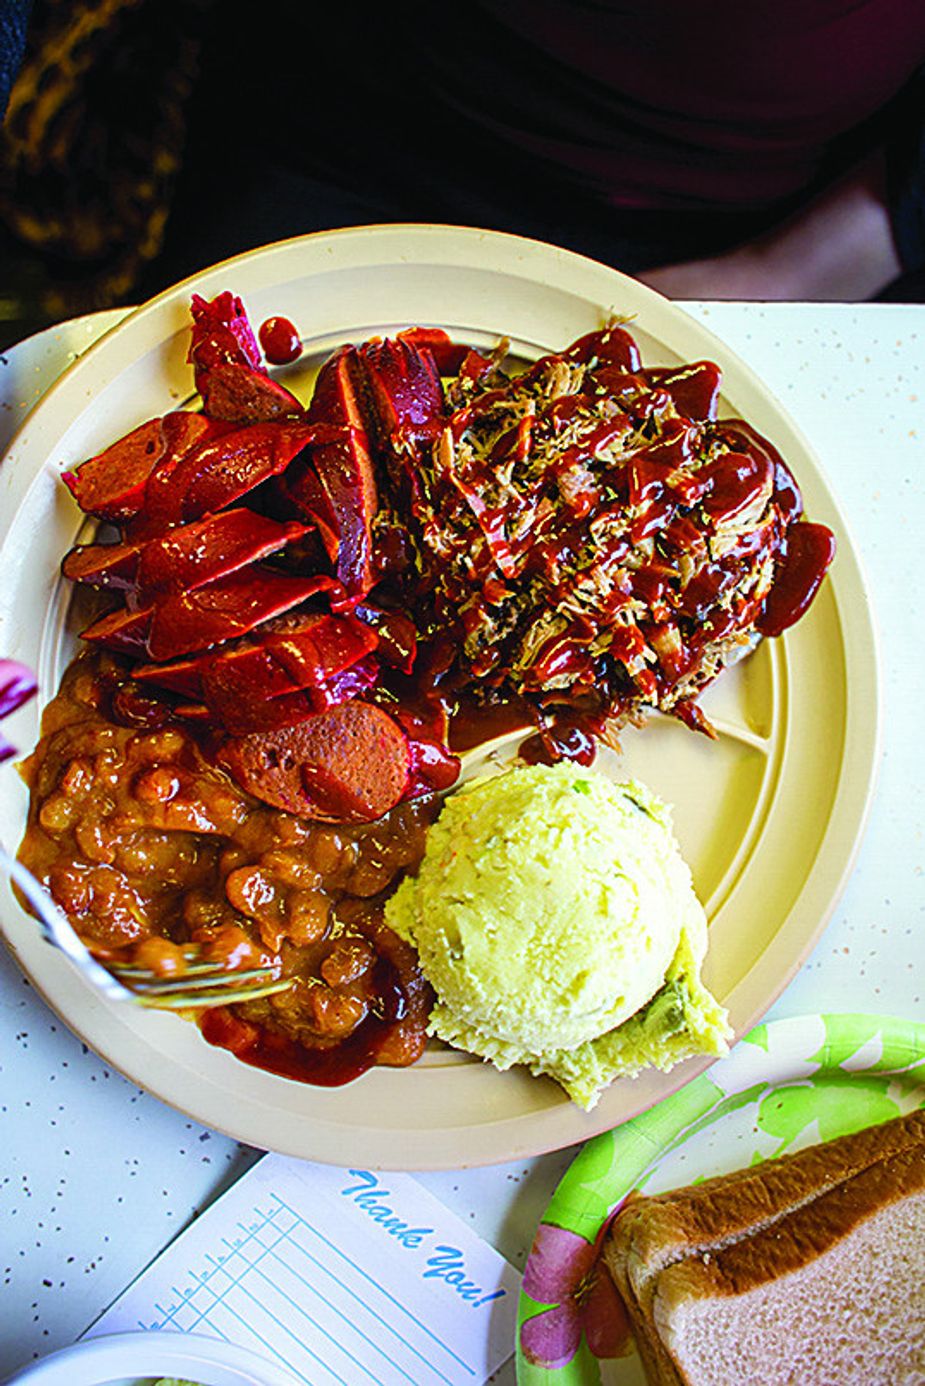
[259,316,303,365]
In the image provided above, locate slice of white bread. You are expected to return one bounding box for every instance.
[652,1141,925,1385]
[603,1110,925,1385]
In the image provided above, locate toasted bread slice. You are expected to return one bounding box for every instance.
[651,1141,925,1385]
[603,1109,925,1384]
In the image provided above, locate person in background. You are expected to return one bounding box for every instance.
[0,0,923,341]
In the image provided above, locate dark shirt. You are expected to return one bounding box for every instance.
[408,0,925,211]
[155,0,925,285]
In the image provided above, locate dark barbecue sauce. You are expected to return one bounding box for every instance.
[520,722,597,767]
[448,692,534,752]
[757,522,836,637]
[200,957,408,1086]
[258,315,303,365]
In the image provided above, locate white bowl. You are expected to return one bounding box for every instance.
[2,1331,302,1386]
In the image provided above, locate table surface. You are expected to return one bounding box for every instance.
[1,301,923,1381]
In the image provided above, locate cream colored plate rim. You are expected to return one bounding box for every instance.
[0,225,880,1168]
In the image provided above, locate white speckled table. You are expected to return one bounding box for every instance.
[1,303,922,1380]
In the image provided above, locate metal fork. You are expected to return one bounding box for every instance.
[1,846,292,1010]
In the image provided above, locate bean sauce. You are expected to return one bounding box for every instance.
[17,652,435,1083]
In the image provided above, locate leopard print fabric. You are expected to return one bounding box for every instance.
[0,0,210,315]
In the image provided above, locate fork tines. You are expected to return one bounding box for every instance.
[108,956,292,1009]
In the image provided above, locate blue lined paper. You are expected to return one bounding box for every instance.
[85,1155,519,1385]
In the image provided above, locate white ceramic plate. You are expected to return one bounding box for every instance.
[2,1329,301,1386]
[0,225,879,1168]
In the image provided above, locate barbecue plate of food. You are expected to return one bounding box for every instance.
[0,226,878,1167]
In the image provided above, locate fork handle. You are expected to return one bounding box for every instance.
[0,844,135,1003]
